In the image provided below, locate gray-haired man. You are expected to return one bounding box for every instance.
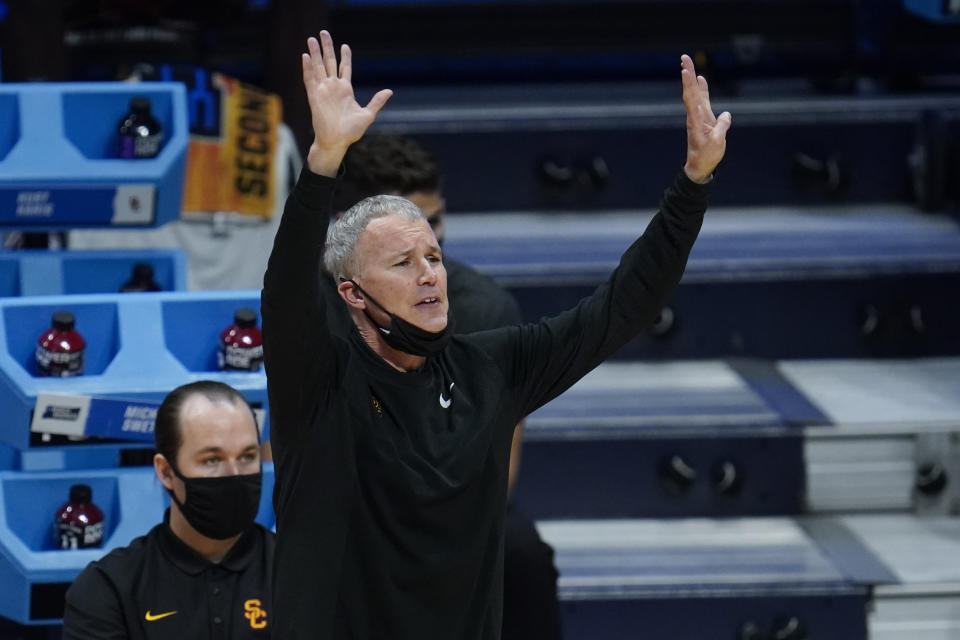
[262,30,730,640]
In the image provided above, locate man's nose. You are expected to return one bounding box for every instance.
[418,259,438,285]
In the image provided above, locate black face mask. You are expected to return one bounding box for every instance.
[346,279,455,357]
[168,465,262,540]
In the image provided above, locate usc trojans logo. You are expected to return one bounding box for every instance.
[243,599,268,629]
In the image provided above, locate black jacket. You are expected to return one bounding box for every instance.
[262,168,709,640]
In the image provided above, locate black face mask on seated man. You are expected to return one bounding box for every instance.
[169,466,262,540]
[344,278,456,357]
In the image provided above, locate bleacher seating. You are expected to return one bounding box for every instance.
[401,87,960,637]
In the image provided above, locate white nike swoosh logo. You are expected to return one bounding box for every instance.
[439,382,455,409]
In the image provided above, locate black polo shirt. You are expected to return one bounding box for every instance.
[62,512,274,639]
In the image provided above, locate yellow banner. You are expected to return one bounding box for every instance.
[181,74,282,218]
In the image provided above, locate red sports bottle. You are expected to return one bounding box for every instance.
[218,308,263,371]
[54,484,104,550]
[35,311,86,377]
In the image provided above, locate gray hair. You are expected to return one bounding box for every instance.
[324,194,427,281]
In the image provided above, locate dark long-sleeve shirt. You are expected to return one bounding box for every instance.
[262,168,709,640]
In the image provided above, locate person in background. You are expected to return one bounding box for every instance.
[331,133,562,640]
[62,381,273,639]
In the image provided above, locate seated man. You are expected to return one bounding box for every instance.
[62,381,272,639]
[333,134,561,640]
[263,30,729,639]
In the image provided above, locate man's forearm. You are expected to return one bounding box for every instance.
[262,168,339,445]
[263,168,337,307]
[615,170,708,311]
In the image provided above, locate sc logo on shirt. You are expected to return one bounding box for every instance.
[244,599,268,629]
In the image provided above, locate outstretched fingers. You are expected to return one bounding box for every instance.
[340,44,352,83]
[303,37,323,86]
[301,53,312,91]
[679,53,731,182]
[305,34,353,84]
[696,75,716,126]
[319,30,338,79]
[680,55,699,107]
[681,56,723,138]
[300,30,394,175]
[712,111,733,142]
[365,89,394,115]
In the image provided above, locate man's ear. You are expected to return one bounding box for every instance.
[337,280,365,310]
[153,453,176,491]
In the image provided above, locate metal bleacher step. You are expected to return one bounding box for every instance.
[841,515,960,640]
[518,356,960,638]
[374,93,960,213]
[539,513,960,640]
[514,359,806,519]
[538,516,872,640]
[444,203,960,360]
[514,357,960,521]
[783,358,960,516]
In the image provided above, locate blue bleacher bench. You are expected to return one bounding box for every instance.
[0,82,188,230]
[0,249,186,297]
[0,290,266,471]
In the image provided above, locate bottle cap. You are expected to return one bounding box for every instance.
[131,263,155,283]
[52,311,75,332]
[234,308,258,328]
[69,484,92,504]
[130,96,151,114]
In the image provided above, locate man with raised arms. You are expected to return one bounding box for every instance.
[262,30,730,640]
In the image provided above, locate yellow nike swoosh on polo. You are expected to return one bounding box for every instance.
[144,610,177,621]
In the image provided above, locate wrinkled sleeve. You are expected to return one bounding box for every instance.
[261,168,339,451]
[474,170,711,420]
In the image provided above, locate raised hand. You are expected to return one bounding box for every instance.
[680,55,731,184]
[302,30,393,177]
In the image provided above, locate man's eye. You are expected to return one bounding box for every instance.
[427,255,441,263]
[203,457,220,465]
[393,259,409,267]
[241,453,257,462]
